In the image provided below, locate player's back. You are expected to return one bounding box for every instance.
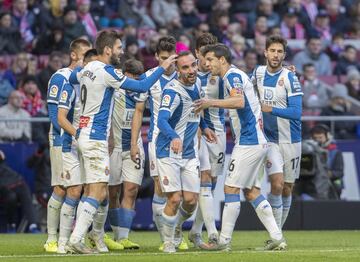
[224,66,267,146]
[198,71,225,134]
[254,65,302,144]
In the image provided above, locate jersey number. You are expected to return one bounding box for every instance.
[135,158,141,170]
[80,84,87,112]
[217,152,225,164]
[291,157,300,170]
[228,159,235,172]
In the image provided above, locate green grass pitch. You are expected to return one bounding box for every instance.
[0,231,360,262]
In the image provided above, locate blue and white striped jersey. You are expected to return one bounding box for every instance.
[137,67,177,142]
[224,66,267,145]
[112,89,142,151]
[254,66,303,144]
[58,82,80,152]
[156,79,201,159]
[47,67,72,147]
[198,70,226,134]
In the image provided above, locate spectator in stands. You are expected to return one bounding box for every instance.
[302,0,319,23]
[0,90,31,142]
[252,16,269,38]
[333,45,360,76]
[192,21,210,39]
[151,0,180,27]
[321,84,357,139]
[11,0,36,49]
[2,52,33,89]
[209,10,230,42]
[222,22,242,47]
[62,5,88,48]
[311,10,332,45]
[118,0,156,29]
[325,33,345,61]
[180,0,201,29]
[345,69,360,101]
[27,0,54,35]
[243,49,258,76]
[18,75,45,117]
[311,125,344,199]
[178,33,193,50]
[302,63,330,113]
[120,35,143,67]
[36,51,63,98]
[293,36,332,75]
[324,0,350,35]
[247,0,280,33]
[0,11,23,54]
[280,10,306,40]
[167,11,184,38]
[32,22,67,55]
[229,34,246,63]
[254,35,266,65]
[140,33,160,70]
[76,0,97,41]
[0,72,15,106]
[0,150,40,233]
[281,0,313,32]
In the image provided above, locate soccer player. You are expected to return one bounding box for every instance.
[56,39,92,253]
[130,36,179,250]
[195,44,286,251]
[107,59,146,249]
[66,30,176,254]
[254,35,303,236]
[156,51,216,253]
[189,33,226,247]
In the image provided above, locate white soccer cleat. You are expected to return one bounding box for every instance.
[163,241,176,253]
[88,231,109,253]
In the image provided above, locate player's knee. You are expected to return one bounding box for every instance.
[271,179,284,194]
[67,186,82,200]
[183,194,198,208]
[283,183,293,196]
[124,185,138,200]
[53,186,66,198]
[167,192,182,208]
[200,170,212,183]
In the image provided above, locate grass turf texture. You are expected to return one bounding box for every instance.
[0,231,360,262]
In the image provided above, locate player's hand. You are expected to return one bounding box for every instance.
[286,65,296,73]
[161,54,178,71]
[261,103,273,113]
[203,128,217,144]
[170,138,183,154]
[194,98,212,114]
[130,144,140,163]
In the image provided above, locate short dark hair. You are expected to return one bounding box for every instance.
[344,45,356,52]
[303,63,315,71]
[84,48,97,62]
[265,35,287,51]
[244,48,257,57]
[122,59,144,76]
[156,36,176,54]
[70,38,92,53]
[95,30,122,55]
[195,33,218,50]
[311,124,329,136]
[49,51,63,60]
[201,44,232,64]
[306,35,321,45]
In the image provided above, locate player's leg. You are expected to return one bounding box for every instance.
[45,146,65,252]
[282,182,294,228]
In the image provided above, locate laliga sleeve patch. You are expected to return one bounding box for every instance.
[49,85,58,98]
[230,88,243,97]
[162,94,171,107]
[59,90,68,103]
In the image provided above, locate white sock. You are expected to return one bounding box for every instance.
[190,205,204,234]
[46,193,64,242]
[91,199,109,237]
[251,195,282,241]
[58,197,79,244]
[199,184,217,236]
[268,193,283,229]
[219,194,241,245]
[161,211,177,243]
[152,194,166,241]
[281,195,292,228]
[76,196,86,222]
[108,208,121,240]
[69,197,99,244]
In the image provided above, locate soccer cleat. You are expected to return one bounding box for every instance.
[158,243,164,251]
[188,232,205,248]
[208,233,219,245]
[88,231,109,253]
[177,238,189,250]
[57,241,67,254]
[163,241,176,253]
[257,238,287,251]
[217,242,232,252]
[174,227,188,250]
[65,241,98,254]
[44,241,58,253]
[103,234,124,250]
[118,238,140,249]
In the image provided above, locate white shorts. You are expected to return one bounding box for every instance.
[266,142,302,183]
[78,136,110,184]
[157,157,200,193]
[50,145,63,186]
[225,144,269,190]
[198,132,226,177]
[62,145,85,187]
[109,145,145,186]
[148,141,158,177]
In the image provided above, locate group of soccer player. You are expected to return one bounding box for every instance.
[43,28,303,254]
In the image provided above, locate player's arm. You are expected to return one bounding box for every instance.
[130,101,146,162]
[57,83,76,137]
[199,117,217,143]
[47,74,66,133]
[69,66,82,85]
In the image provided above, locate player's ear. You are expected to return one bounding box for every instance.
[155,53,159,62]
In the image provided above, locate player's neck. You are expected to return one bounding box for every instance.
[97,55,109,65]
[266,64,282,74]
[220,64,231,78]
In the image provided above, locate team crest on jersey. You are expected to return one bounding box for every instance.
[264,89,273,100]
[150,161,155,170]
[163,176,169,186]
[60,90,68,103]
[278,78,284,86]
[162,95,171,107]
[266,160,272,169]
[105,166,110,176]
[210,76,216,85]
[65,171,71,180]
[49,85,58,98]
[200,88,205,98]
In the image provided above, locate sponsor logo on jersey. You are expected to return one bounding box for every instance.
[79,116,90,128]
[49,85,58,98]
[162,94,171,107]
[60,90,68,103]
[264,89,274,100]
[210,76,216,85]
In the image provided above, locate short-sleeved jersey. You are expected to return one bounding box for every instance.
[156,79,201,159]
[58,82,80,152]
[77,60,128,141]
[198,70,226,134]
[47,67,72,147]
[224,66,267,145]
[112,89,141,151]
[253,66,303,144]
[137,67,177,142]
